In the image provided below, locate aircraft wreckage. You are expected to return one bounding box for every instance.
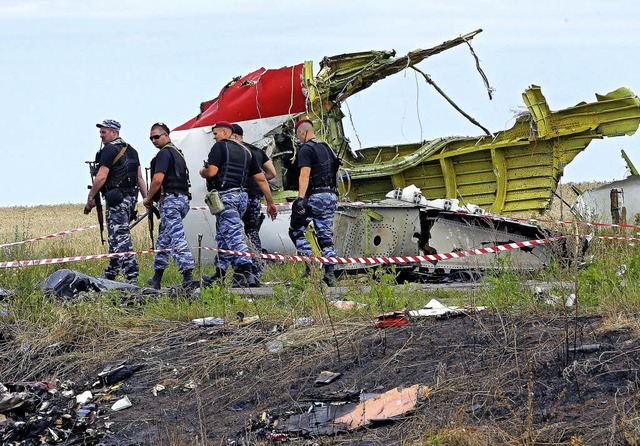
[573,150,640,225]
[170,29,640,277]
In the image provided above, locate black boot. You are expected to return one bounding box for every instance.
[323,264,336,287]
[233,263,261,288]
[147,269,165,290]
[232,265,249,288]
[202,267,226,287]
[245,265,261,288]
[212,267,226,282]
[182,269,193,283]
[301,263,312,279]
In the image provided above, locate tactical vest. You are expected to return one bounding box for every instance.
[306,139,340,196]
[151,143,190,196]
[208,140,251,191]
[245,143,265,196]
[101,139,138,192]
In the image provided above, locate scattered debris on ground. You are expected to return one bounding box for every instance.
[3,307,640,444]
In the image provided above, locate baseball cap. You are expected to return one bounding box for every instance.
[151,122,170,134]
[212,121,233,131]
[294,119,313,131]
[231,123,243,136]
[96,119,121,131]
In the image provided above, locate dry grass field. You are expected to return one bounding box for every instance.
[0,181,607,260]
[0,202,152,257]
[4,182,640,445]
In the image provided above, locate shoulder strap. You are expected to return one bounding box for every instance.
[165,143,185,159]
[233,140,255,157]
[112,144,128,165]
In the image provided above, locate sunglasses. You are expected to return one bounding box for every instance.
[149,134,165,141]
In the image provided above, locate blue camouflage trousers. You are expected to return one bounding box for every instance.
[242,194,265,278]
[215,189,251,270]
[105,194,139,279]
[153,194,195,273]
[288,192,338,259]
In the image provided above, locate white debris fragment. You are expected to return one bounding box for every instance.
[111,395,132,411]
[151,384,165,396]
[408,299,486,317]
[76,390,92,405]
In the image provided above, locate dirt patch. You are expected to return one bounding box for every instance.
[2,311,640,445]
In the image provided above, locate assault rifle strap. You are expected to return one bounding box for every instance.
[111,144,128,165]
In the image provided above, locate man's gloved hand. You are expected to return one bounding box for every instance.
[292,197,307,215]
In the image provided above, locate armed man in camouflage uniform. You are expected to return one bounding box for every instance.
[85,119,148,284]
[199,121,278,287]
[288,119,340,286]
[231,123,277,280]
[143,122,195,289]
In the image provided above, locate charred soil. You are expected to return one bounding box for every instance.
[3,308,640,445]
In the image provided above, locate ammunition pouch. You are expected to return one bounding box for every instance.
[104,189,124,207]
[290,209,308,229]
[204,190,224,215]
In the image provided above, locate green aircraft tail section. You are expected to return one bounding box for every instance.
[334,86,640,215]
[273,31,640,216]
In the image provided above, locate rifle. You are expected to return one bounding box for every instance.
[145,167,156,250]
[129,205,160,230]
[86,160,105,245]
[129,210,149,230]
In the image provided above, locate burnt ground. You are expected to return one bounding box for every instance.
[3,308,640,445]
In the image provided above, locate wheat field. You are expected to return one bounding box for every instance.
[0,202,160,287]
[0,181,606,268]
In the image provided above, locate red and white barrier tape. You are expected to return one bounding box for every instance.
[3,206,636,254]
[594,235,640,242]
[0,225,100,249]
[210,237,564,264]
[0,237,563,269]
[0,247,186,268]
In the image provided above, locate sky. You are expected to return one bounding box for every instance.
[1,0,639,207]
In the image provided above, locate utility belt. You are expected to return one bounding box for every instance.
[204,187,244,216]
[103,186,136,196]
[217,187,244,195]
[308,186,338,196]
[163,189,191,200]
[102,187,137,207]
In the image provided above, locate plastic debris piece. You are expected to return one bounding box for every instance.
[314,370,342,386]
[111,395,132,411]
[98,363,142,386]
[238,315,260,326]
[331,299,366,310]
[266,332,296,353]
[545,293,575,307]
[192,316,224,326]
[292,316,314,329]
[151,384,165,396]
[266,339,284,353]
[76,390,93,405]
[0,394,25,411]
[76,403,95,418]
[282,384,430,434]
[408,298,487,318]
[374,310,409,328]
[265,431,289,442]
